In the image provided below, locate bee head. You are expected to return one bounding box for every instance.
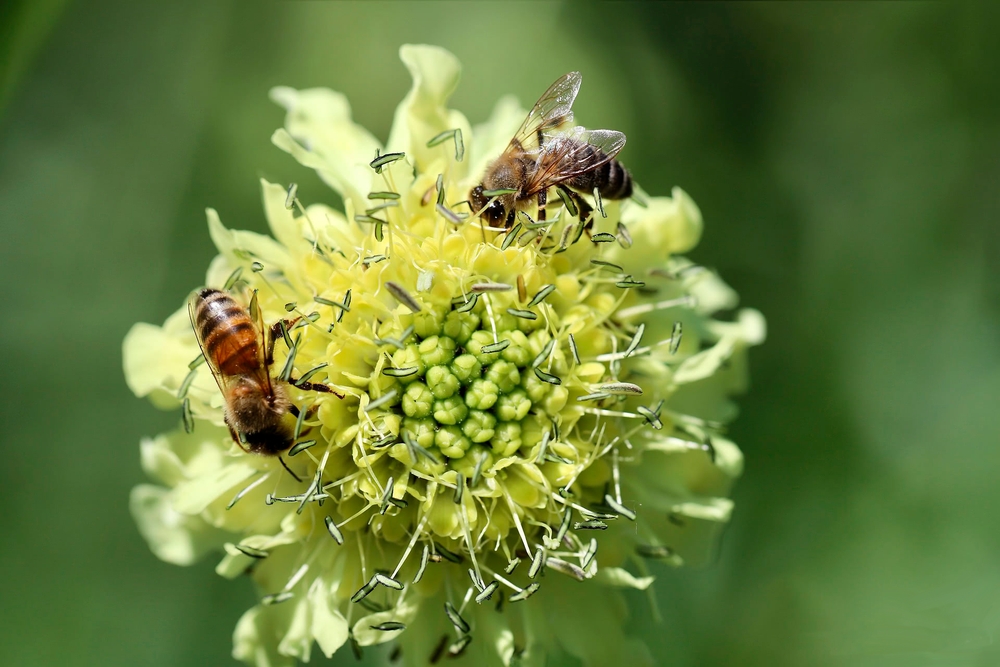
[471,184,508,226]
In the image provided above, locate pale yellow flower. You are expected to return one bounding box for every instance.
[123,45,764,667]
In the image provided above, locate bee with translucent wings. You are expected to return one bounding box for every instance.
[188,288,339,465]
[470,71,633,230]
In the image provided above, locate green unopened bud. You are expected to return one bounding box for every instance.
[522,370,551,403]
[462,410,497,443]
[466,330,500,364]
[433,396,468,425]
[485,360,521,394]
[442,311,480,344]
[419,335,456,366]
[450,446,493,478]
[436,426,471,458]
[465,379,499,410]
[402,382,433,418]
[499,330,532,367]
[412,310,444,338]
[403,417,436,449]
[450,354,482,383]
[392,345,425,379]
[426,365,460,399]
[491,422,522,457]
[495,389,531,422]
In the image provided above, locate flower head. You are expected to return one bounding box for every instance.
[124,45,764,666]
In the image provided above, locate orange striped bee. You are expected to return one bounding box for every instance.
[189,288,338,457]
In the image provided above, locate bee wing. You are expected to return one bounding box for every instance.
[523,127,627,197]
[248,289,277,395]
[507,72,582,154]
[188,292,237,399]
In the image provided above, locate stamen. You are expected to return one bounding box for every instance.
[232,544,268,559]
[669,321,683,355]
[288,440,317,457]
[188,354,206,370]
[436,203,464,225]
[470,282,512,293]
[444,601,470,633]
[590,259,624,272]
[261,592,294,605]
[426,128,464,161]
[616,296,694,319]
[181,398,194,433]
[324,516,344,544]
[590,232,616,244]
[568,333,581,364]
[365,389,399,412]
[508,582,540,602]
[603,494,636,521]
[413,544,430,584]
[370,151,406,173]
[371,622,406,632]
[480,340,510,355]
[227,473,269,510]
[501,222,522,251]
[448,635,472,657]
[278,332,302,382]
[296,363,329,385]
[284,183,298,209]
[573,520,608,530]
[383,367,419,378]
[546,557,586,581]
[176,368,196,400]
[533,368,561,385]
[223,266,243,291]
[636,545,674,559]
[375,573,403,590]
[625,323,645,357]
[506,308,537,320]
[475,581,500,604]
[581,538,598,569]
[386,282,422,313]
[599,382,643,395]
[528,545,545,579]
[368,191,400,200]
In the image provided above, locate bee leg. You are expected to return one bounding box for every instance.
[267,318,301,364]
[278,456,302,483]
[288,404,300,418]
[290,378,346,399]
[537,188,547,222]
[505,209,516,229]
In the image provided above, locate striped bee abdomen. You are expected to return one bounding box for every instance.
[566,143,633,200]
[193,288,262,376]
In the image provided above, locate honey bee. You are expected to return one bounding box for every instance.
[189,288,338,459]
[470,71,633,229]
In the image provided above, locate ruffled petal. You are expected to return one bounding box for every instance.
[386,45,472,180]
[130,484,230,566]
[270,86,381,210]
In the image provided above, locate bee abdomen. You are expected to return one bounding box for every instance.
[194,288,262,375]
[566,146,633,200]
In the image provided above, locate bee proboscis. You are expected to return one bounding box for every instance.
[188,288,339,464]
[470,71,633,230]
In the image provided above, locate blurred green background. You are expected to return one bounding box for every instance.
[2,1,999,665]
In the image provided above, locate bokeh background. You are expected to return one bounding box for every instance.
[2,1,999,666]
